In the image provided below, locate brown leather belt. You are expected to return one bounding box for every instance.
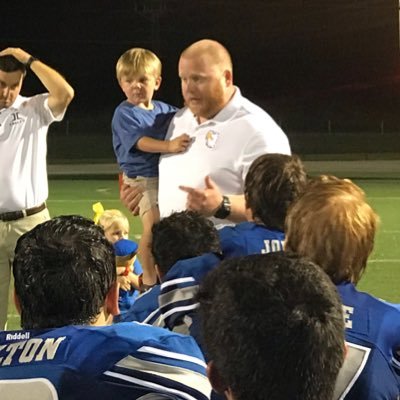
[0,203,47,222]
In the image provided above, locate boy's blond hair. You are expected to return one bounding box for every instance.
[116,48,162,81]
[98,209,129,233]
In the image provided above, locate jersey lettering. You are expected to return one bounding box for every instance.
[5,332,30,341]
[0,337,66,366]
[343,305,354,329]
[261,239,284,254]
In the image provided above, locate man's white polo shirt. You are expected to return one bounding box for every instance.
[0,94,64,212]
[158,87,291,222]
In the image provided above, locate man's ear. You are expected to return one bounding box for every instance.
[105,281,120,317]
[223,69,233,87]
[13,289,21,316]
[207,360,229,395]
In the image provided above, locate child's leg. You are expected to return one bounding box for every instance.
[139,206,160,286]
[123,175,160,288]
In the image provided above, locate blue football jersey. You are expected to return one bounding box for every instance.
[116,285,164,327]
[218,222,285,259]
[0,322,211,400]
[157,253,222,354]
[333,282,400,399]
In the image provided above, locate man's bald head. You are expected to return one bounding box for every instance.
[181,39,233,73]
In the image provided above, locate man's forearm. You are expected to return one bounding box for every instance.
[30,59,74,117]
[0,48,74,117]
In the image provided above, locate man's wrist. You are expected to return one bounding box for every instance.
[213,195,231,219]
[25,56,38,69]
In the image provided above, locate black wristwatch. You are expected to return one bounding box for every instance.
[214,195,231,219]
[25,56,38,69]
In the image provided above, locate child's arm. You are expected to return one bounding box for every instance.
[136,134,191,154]
[117,264,141,291]
[117,265,132,291]
[117,275,131,291]
[126,271,141,290]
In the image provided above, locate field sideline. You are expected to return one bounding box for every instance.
[6,178,400,330]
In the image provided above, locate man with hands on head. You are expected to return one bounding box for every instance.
[121,39,290,226]
[0,47,74,330]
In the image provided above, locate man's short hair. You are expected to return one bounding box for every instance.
[116,48,162,81]
[13,215,116,329]
[198,251,345,400]
[151,211,221,277]
[285,175,379,284]
[0,55,26,73]
[244,153,307,231]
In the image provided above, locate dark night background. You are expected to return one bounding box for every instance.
[1,0,399,158]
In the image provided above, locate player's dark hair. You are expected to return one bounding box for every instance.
[151,211,221,277]
[244,153,307,231]
[13,215,116,329]
[285,175,379,284]
[198,251,345,400]
[0,55,26,73]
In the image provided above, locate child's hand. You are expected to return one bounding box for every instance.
[127,271,141,290]
[168,133,191,153]
[117,275,131,291]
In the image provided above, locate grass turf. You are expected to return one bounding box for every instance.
[6,178,400,330]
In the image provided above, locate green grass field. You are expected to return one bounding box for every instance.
[6,178,400,330]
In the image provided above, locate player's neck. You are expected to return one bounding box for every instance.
[89,308,113,327]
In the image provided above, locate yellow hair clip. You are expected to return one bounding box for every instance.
[92,202,105,225]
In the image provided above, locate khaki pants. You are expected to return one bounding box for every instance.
[123,175,159,217]
[0,208,50,330]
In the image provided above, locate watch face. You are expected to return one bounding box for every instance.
[214,196,231,219]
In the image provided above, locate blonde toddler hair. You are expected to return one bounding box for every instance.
[116,48,162,82]
[93,202,129,233]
